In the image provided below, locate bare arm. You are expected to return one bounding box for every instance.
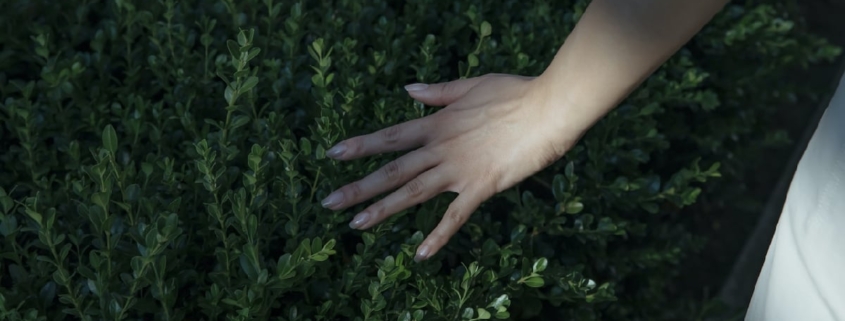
[537,0,729,137]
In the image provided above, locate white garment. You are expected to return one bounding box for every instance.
[746,71,845,320]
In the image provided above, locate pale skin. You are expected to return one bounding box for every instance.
[320,0,730,262]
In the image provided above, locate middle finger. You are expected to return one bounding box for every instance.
[321,148,439,210]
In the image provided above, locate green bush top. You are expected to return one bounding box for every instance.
[0,0,838,320]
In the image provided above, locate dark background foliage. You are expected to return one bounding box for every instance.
[0,0,839,320]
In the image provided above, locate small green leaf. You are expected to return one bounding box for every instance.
[0,215,17,237]
[125,184,141,202]
[237,31,248,46]
[532,258,548,273]
[25,208,43,226]
[363,232,375,246]
[0,195,13,214]
[565,201,583,214]
[240,76,259,92]
[87,279,99,296]
[224,85,236,105]
[551,174,566,201]
[227,40,240,58]
[230,115,250,130]
[597,217,616,232]
[102,124,118,154]
[248,47,261,61]
[477,308,491,320]
[315,144,326,160]
[468,54,479,67]
[399,311,411,321]
[480,21,492,37]
[523,276,544,288]
[300,138,312,156]
[461,307,474,319]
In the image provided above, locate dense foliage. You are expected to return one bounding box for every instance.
[0,0,839,320]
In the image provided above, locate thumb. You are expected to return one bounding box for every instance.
[404,75,490,106]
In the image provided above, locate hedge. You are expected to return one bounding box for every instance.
[0,0,839,320]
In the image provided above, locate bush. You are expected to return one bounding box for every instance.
[0,0,839,320]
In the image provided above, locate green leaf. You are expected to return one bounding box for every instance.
[399,311,411,321]
[532,258,548,273]
[224,85,236,105]
[248,47,261,61]
[125,184,141,202]
[480,21,492,37]
[477,308,491,320]
[240,76,259,92]
[227,40,240,58]
[597,217,617,232]
[0,215,17,237]
[461,307,474,319]
[25,208,43,226]
[565,201,583,214]
[102,124,118,154]
[315,144,326,160]
[564,161,575,180]
[523,276,544,288]
[300,138,312,156]
[551,174,566,201]
[641,202,659,214]
[0,195,13,214]
[363,232,375,246]
[468,54,479,67]
[237,31,248,46]
[230,115,251,130]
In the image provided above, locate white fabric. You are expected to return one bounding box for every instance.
[746,71,845,320]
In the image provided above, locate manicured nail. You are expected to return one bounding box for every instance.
[348,212,370,229]
[414,245,430,263]
[326,143,346,158]
[321,191,343,208]
[404,83,429,91]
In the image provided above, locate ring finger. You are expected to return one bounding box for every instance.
[348,165,451,230]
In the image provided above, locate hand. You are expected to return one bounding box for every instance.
[320,73,584,262]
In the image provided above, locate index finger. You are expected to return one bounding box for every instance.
[327,116,433,160]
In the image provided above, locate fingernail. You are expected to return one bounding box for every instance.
[404,83,429,91]
[321,191,343,208]
[326,143,346,158]
[414,245,430,263]
[348,212,370,229]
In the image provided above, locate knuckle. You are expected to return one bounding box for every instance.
[381,160,402,181]
[435,83,455,105]
[346,181,364,200]
[380,125,401,144]
[444,206,467,226]
[370,205,386,221]
[403,178,426,198]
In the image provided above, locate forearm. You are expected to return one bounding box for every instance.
[536,0,728,132]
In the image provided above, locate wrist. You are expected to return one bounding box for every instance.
[529,67,615,139]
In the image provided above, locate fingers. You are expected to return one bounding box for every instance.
[404,75,494,107]
[321,148,439,210]
[414,187,489,262]
[326,116,431,161]
[347,166,450,230]
[325,74,499,161]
